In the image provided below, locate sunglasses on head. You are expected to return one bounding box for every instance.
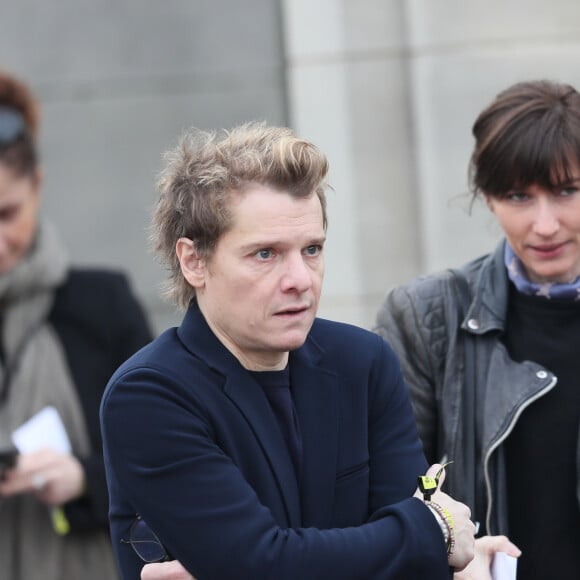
[121,515,169,563]
[0,106,27,146]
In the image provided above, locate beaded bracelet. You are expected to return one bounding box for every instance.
[426,501,455,555]
[426,504,449,545]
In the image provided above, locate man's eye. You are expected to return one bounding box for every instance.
[256,249,273,260]
[0,207,19,221]
[304,245,321,256]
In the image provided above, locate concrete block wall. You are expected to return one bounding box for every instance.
[283,0,420,327]
[4,0,580,334]
[284,0,580,329]
[1,0,288,334]
[407,0,580,274]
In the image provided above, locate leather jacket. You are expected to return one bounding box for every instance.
[374,240,579,535]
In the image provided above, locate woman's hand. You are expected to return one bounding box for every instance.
[141,560,195,580]
[454,535,521,579]
[0,448,85,505]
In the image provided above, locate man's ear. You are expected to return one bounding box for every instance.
[176,238,206,289]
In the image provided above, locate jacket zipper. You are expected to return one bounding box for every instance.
[483,374,557,534]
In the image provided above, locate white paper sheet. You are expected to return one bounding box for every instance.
[11,406,71,454]
[491,551,518,580]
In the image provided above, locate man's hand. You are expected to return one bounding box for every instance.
[141,560,195,580]
[454,535,521,579]
[140,463,477,580]
[414,463,476,571]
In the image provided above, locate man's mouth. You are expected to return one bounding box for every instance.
[275,305,309,316]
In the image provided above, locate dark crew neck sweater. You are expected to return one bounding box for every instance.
[249,367,303,484]
[503,284,580,579]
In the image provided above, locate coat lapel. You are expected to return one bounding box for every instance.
[222,370,302,527]
[177,304,302,527]
[290,341,339,527]
[178,305,340,528]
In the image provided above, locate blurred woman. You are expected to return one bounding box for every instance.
[375,79,580,579]
[0,70,152,579]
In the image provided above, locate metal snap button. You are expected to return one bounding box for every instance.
[536,370,548,379]
[467,319,479,330]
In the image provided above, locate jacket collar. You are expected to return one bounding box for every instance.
[290,336,339,527]
[462,239,510,335]
[176,303,339,528]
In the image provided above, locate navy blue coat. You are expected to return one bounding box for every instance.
[101,303,450,579]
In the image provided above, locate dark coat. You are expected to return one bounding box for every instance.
[50,269,152,530]
[101,303,450,580]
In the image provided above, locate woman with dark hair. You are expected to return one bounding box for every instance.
[375,79,580,579]
[0,70,153,579]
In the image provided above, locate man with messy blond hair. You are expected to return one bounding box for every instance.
[101,122,474,580]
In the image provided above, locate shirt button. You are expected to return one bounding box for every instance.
[536,370,548,379]
[467,319,479,330]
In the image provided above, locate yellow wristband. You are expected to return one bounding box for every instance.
[427,501,455,555]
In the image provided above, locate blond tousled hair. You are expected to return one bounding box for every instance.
[151,122,329,309]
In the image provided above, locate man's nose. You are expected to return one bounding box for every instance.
[280,253,312,292]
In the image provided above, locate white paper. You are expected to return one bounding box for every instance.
[11,406,71,454]
[491,552,518,580]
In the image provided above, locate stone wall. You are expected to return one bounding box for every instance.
[1,0,287,333]
[4,0,580,332]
